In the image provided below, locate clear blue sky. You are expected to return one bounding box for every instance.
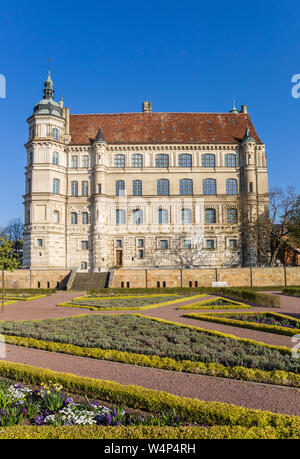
[0,0,299,226]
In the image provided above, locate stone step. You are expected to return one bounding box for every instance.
[71,272,110,290]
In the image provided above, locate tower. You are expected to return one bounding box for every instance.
[23,69,67,268]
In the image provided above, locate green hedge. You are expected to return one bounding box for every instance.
[214,288,280,308]
[5,288,56,295]
[0,360,299,432]
[282,287,300,297]
[0,425,298,439]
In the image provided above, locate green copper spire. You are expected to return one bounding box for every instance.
[94,127,106,143]
[242,123,255,143]
[33,66,62,117]
[43,67,54,100]
[230,97,239,114]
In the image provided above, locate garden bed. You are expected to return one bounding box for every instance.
[178,297,251,310]
[183,312,300,337]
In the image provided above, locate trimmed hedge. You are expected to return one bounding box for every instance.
[5,288,56,294]
[183,312,300,337]
[4,295,47,301]
[0,360,299,432]
[178,297,251,310]
[0,425,298,439]
[214,288,281,308]
[282,287,300,297]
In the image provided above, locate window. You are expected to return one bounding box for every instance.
[229,239,238,249]
[202,154,215,168]
[137,239,144,247]
[226,179,238,195]
[71,212,78,224]
[156,154,169,168]
[225,154,236,167]
[205,208,216,223]
[203,178,216,195]
[82,155,89,168]
[52,128,59,140]
[71,156,78,168]
[182,208,192,224]
[183,239,192,249]
[206,239,215,249]
[53,178,60,194]
[132,154,143,167]
[97,184,102,194]
[37,239,43,247]
[81,241,89,250]
[53,210,59,223]
[180,179,193,196]
[133,209,143,225]
[132,180,142,196]
[116,209,126,225]
[27,179,32,194]
[157,179,169,196]
[52,151,59,165]
[29,152,34,165]
[116,180,125,196]
[116,239,122,248]
[81,262,87,270]
[227,208,238,223]
[82,181,89,196]
[82,212,89,224]
[158,208,168,224]
[160,240,168,249]
[71,181,78,196]
[178,154,192,167]
[138,249,144,259]
[114,154,125,167]
[249,182,254,193]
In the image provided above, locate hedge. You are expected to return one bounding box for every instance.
[4,295,47,302]
[282,287,300,297]
[183,312,300,337]
[5,288,56,294]
[0,425,298,439]
[178,297,251,310]
[214,288,280,308]
[0,360,299,432]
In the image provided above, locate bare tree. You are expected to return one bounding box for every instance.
[5,218,24,241]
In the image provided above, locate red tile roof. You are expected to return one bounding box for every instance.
[69,112,262,145]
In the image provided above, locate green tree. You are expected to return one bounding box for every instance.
[0,237,21,313]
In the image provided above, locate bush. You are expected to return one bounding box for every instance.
[282,287,300,297]
[214,288,280,308]
[5,288,56,295]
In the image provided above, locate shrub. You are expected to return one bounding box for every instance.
[214,288,280,308]
[282,287,300,297]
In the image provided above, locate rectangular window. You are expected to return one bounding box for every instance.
[81,241,89,250]
[97,184,102,194]
[206,239,215,249]
[229,239,237,249]
[138,249,144,259]
[37,239,43,247]
[132,180,142,196]
[138,239,144,247]
[183,239,192,249]
[133,209,143,225]
[82,212,89,224]
[116,239,123,248]
[116,209,126,225]
[160,240,168,250]
[249,182,253,193]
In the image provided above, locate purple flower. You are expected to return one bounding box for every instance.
[112,409,118,418]
[105,412,112,425]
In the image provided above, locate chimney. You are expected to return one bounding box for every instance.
[241,105,248,114]
[142,101,152,113]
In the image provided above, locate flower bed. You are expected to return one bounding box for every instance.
[183,312,300,337]
[4,295,47,302]
[178,297,251,310]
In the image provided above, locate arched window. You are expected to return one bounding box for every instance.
[53,178,60,194]
[225,154,236,168]
[82,155,89,168]
[116,209,126,225]
[133,209,143,225]
[158,209,168,224]
[71,155,78,168]
[82,212,89,224]
[205,208,216,223]
[180,179,193,196]
[226,178,238,195]
[202,154,215,168]
[116,180,125,196]
[227,208,238,223]
[182,208,192,224]
[114,154,125,167]
[178,154,192,167]
[132,180,142,196]
[52,128,59,140]
[132,154,143,167]
[52,151,59,166]
[82,181,89,196]
[53,210,59,223]
[81,262,87,270]
[71,212,78,224]
[71,181,78,196]
[203,179,216,195]
[156,154,169,168]
[157,179,169,195]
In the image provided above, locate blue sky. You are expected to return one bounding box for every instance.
[0,0,299,226]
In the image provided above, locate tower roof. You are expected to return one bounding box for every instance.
[32,68,62,117]
[94,127,106,143]
[242,123,256,143]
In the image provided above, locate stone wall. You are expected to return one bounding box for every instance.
[0,270,71,289]
[112,267,300,288]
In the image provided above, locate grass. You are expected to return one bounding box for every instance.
[68,295,186,309]
[0,315,299,374]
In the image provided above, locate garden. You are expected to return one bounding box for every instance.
[177,297,251,310]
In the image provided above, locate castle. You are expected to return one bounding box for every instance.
[23,70,269,272]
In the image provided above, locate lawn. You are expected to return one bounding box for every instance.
[68,295,185,309]
[0,315,299,374]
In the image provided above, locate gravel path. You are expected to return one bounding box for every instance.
[3,344,300,416]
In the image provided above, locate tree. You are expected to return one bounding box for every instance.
[4,218,24,257]
[0,237,21,313]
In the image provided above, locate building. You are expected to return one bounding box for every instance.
[23,71,269,272]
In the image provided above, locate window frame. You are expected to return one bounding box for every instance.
[156,154,169,168]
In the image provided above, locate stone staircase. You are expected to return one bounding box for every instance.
[70,272,110,290]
